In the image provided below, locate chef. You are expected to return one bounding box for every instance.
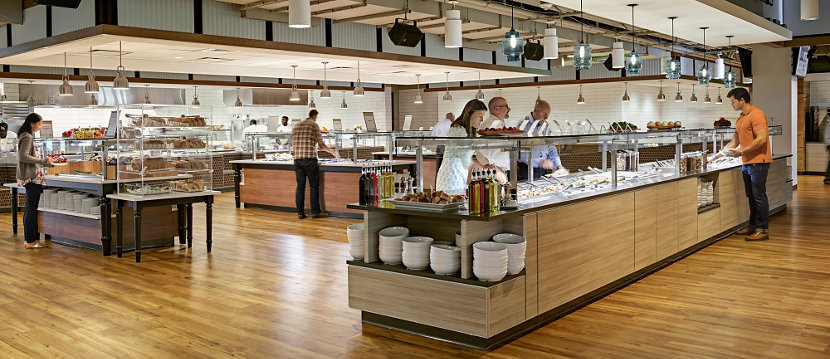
[276,116,292,133]
[431,113,454,137]
[517,100,566,181]
[0,122,18,153]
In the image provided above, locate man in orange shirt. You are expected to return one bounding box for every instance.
[715,88,772,241]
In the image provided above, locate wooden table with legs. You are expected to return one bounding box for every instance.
[109,191,217,262]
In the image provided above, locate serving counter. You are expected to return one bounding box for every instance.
[231,159,416,218]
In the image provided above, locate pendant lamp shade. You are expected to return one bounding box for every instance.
[621,82,630,102]
[290,65,300,101]
[714,56,725,79]
[666,17,681,80]
[574,0,591,70]
[309,93,316,109]
[503,29,523,62]
[414,73,424,104]
[657,81,666,102]
[353,61,364,96]
[89,93,98,106]
[690,84,698,102]
[475,71,485,100]
[442,72,452,101]
[289,0,311,28]
[723,36,737,88]
[340,91,348,109]
[320,61,331,98]
[85,47,99,94]
[192,86,200,108]
[801,0,819,21]
[113,41,129,91]
[624,4,642,75]
[697,27,711,84]
[59,52,73,97]
[703,86,712,103]
[445,9,462,48]
[543,28,559,59]
[612,41,625,69]
[716,87,723,104]
[674,82,683,102]
[235,88,243,107]
[577,85,585,104]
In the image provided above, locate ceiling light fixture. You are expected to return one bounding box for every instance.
[502,5,523,62]
[353,61,364,96]
[657,80,666,102]
[309,91,316,108]
[113,41,129,91]
[288,0,311,28]
[542,23,558,60]
[89,93,98,106]
[716,87,723,104]
[624,4,642,75]
[144,84,151,104]
[690,84,698,102]
[714,53,725,80]
[26,80,36,107]
[341,91,348,109]
[475,72,485,100]
[235,88,243,107]
[320,61,331,98]
[612,39,625,69]
[724,36,737,88]
[414,74,424,104]
[192,86,200,108]
[622,82,630,102]
[443,72,452,101]
[536,86,542,102]
[703,86,712,103]
[666,16,681,80]
[801,0,819,21]
[697,27,711,85]
[445,6,462,48]
[290,65,300,101]
[573,0,591,70]
[85,47,99,94]
[674,82,683,102]
[577,85,585,104]
[59,52,73,96]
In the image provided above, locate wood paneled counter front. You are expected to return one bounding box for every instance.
[231,160,416,218]
[347,156,793,349]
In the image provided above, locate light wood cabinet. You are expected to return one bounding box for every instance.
[655,182,679,260]
[678,178,698,249]
[634,187,658,271]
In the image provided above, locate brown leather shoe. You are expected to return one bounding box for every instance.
[745,232,769,241]
[311,212,329,219]
[735,227,755,235]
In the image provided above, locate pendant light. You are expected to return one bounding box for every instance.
[445,6,462,48]
[542,24,559,60]
[690,84,698,102]
[113,41,129,91]
[801,0,819,21]
[697,27,711,85]
[288,0,311,28]
[235,88,243,107]
[716,87,723,104]
[475,72,485,100]
[192,86,200,108]
[89,93,98,106]
[320,61,331,98]
[290,65,300,102]
[59,52,73,96]
[621,82,630,102]
[502,5,523,62]
[703,86,712,104]
[353,61,364,96]
[624,4,642,75]
[340,91,348,109]
[723,36,737,88]
[26,80,36,107]
[674,82,683,102]
[660,51,670,75]
[442,72,452,101]
[612,39,625,69]
[144,84,151,104]
[414,74,424,104]
[536,86,542,102]
[85,47,99,94]
[573,0,591,70]
[308,92,316,109]
[665,17,681,80]
[657,80,666,102]
[714,54,725,80]
[577,85,585,104]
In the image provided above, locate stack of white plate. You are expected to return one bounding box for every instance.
[378,226,409,265]
[430,244,461,275]
[347,223,365,260]
[402,236,433,270]
[74,194,89,213]
[473,242,508,282]
[42,189,56,209]
[82,198,97,214]
[492,233,527,275]
[56,190,67,210]
[63,191,76,211]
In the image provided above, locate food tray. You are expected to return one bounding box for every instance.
[385,199,462,212]
[124,183,170,195]
[476,130,526,136]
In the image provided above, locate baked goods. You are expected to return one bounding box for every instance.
[127,114,166,127]
[168,159,208,170]
[168,115,207,127]
[170,180,205,192]
[171,138,206,149]
[135,139,167,149]
[129,157,167,171]
[714,117,731,127]
[396,190,465,204]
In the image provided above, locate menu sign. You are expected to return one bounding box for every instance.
[363,112,377,132]
[332,118,342,131]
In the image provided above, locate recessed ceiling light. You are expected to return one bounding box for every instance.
[175,56,183,59]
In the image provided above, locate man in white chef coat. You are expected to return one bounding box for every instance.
[517,100,565,181]
[431,113,454,137]
[276,116,292,133]
[0,122,18,153]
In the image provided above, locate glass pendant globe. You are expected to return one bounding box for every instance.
[666,57,681,80]
[502,29,523,62]
[625,51,642,75]
[697,64,711,85]
[573,41,592,70]
[724,71,737,88]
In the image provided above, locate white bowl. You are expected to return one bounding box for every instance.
[379,226,409,239]
[402,237,433,270]
[56,191,66,210]
[431,262,460,275]
[347,223,365,260]
[82,198,97,214]
[473,241,507,252]
[473,265,507,282]
[492,233,525,244]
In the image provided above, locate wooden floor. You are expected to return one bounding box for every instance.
[1,177,829,358]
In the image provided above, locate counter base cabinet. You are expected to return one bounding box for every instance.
[678,178,699,250]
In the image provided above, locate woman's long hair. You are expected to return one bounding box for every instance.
[451,99,487,137]
[17,113,42,136]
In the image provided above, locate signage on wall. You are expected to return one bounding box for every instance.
[332,119,342,131]
[403,115,413,131]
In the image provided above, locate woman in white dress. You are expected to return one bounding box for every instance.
[435,99,490,194]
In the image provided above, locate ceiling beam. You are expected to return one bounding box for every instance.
[312,4,368,16]
[242,8,323,26]
[332,10,407,24]
[240,0,284,11]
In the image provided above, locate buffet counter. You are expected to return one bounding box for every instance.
[346,155,792,349]
[231,159,416,218]
[372,151,440,189]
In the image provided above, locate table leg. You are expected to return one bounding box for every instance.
[134,207,142,263]
[206,198,213,253]
[11,187,18,235]
[234,166,242,208]
[116,201,123,258]
[100,196,111,256]
[186,203,193,248]
[177,204,186,245]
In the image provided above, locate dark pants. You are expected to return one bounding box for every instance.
[741,163,770,232]
[294,158,321,215]
[23,183,43,244]
[517,162,545,181]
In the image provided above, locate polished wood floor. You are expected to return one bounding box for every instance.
[1,177,829,358]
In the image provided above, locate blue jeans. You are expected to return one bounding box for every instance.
[741,163,769,231]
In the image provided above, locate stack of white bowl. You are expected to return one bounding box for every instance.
[41,189,56,209]
[697,180,714,208]
[347,223,365,260]
[473,242,508,282]
[402,236,433,270]
[430,244,461,275]
[63,191,76,211]
[82,198,98,215]
[492,233,527,275]
[378,226,409,265]
[74,194,89,214]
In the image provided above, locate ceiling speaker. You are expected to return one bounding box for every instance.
[523,40,544,61]
[389,19,423,47]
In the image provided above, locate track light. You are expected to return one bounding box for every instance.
[289,0,311,28]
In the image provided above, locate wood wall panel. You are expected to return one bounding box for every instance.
[240,168,295,207]
[536,193,635,313]
[655,182,679,260]
[634,187,658,271]
[487,277,526,337]
[678,178,698,249]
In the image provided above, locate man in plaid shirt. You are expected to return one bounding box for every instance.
[291,109,340,219]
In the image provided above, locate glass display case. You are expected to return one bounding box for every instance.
[116,104,213,196]
[244,131,398,162]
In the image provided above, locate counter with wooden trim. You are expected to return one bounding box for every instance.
[347,155,792,349]
[231,159,416,218]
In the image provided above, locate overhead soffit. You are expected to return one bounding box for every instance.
[0,26,548,85]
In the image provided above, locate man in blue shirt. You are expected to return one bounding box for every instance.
[517,100,565,181]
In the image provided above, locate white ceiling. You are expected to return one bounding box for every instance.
[0,34,544,85]
[541,0,791,47]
